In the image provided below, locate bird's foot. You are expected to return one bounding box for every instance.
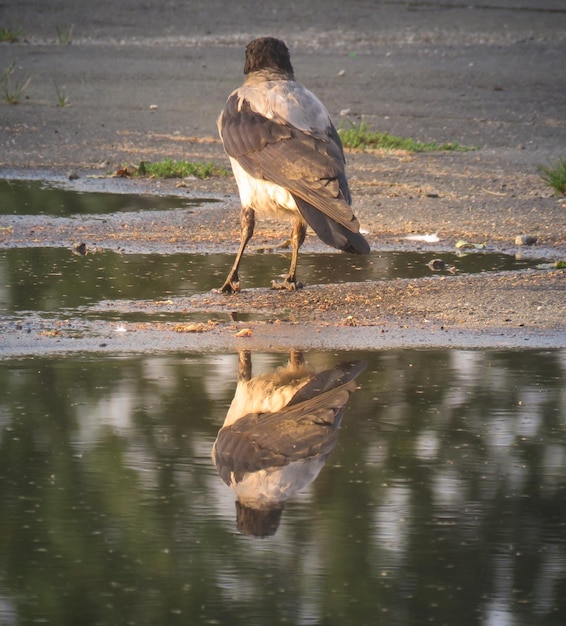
[271,278,303,291]
[220,277,241,294]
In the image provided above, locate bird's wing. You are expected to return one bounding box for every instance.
[219,89,360,233]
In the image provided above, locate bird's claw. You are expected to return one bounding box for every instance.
[220,279,241,294]
[271,279,303,291]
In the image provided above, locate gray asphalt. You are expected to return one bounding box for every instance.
[2,0,565,169]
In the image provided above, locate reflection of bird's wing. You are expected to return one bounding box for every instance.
[213,383,350,485]
[213,361,367,485]
[218,84,369,253]
[288,360,367,406]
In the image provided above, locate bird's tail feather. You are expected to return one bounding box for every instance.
[294,196,370,255]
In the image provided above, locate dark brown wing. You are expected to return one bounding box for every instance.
[219,93,360,234]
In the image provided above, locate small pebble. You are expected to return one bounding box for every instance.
[515,235,537,246]
[428,259,446,271]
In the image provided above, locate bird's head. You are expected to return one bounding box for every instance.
[244,37,295,79]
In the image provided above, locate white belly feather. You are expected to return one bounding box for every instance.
[230,157,299,218]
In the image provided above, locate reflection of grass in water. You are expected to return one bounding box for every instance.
[137,159,228,179]
[339,119,471,152]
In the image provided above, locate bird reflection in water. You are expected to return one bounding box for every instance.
[212,350,366,537]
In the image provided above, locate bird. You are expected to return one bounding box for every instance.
[212,350,366,536]
[217,36,370,293]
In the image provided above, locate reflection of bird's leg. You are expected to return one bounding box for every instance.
[237,349,252,382]
[271,217,307,291]
[221,206,255,293]
[290,350,305,368]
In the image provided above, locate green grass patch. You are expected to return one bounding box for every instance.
[56,25,73,45]
[0,27,23,43]
[136,159,228,179]
[54,82,69,107]
[338,120,470,153]
[538,158,566,195]
[1,62,31,104]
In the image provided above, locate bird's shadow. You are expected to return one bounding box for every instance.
[212,350,366,537]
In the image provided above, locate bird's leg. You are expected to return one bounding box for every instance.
[271,218,307,291]
[220,206,255,293]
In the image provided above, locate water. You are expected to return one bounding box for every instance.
[0,179,207,216]
[0,247,546,317]
[1,349,565,626]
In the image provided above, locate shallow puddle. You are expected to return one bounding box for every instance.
[0,348,565,625]
[0,247,545,316]
[0,179,209,216]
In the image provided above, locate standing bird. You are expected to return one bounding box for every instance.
[217,37,370,293]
